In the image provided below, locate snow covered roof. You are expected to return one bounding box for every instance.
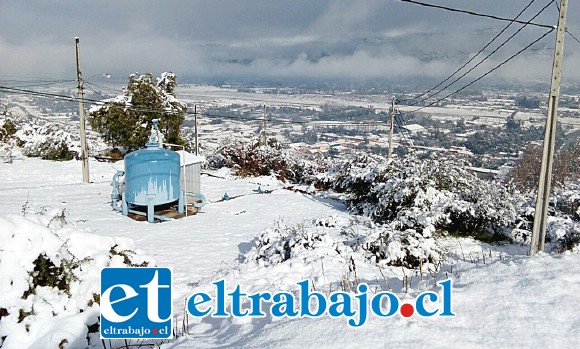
[176,150,205,166]
[288,142,307,149]
[401,124,425,132]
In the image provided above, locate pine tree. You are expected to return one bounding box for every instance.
[88,72,186,151]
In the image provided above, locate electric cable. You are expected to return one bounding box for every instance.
[0,79,76,88]
[550,0,580,45]
[403,0,541,105]
[399,0,553,29]
[567,30,580,46]
[0,84,390,129]
[401,28,554,116]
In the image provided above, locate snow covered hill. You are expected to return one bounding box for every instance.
[0,157,579,348]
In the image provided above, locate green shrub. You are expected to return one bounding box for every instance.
[40,141,74,161]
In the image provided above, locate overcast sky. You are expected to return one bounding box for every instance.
[1,0,579,85]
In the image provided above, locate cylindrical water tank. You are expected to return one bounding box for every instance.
[124,147,181,206]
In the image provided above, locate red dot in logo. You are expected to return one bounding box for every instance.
[400,303,414,318]
[153,329,158,334]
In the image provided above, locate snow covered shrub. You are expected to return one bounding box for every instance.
[356,228,442,268]
[41,141,75,160]
[322,153,518,240]
[494,180,580,250]
[324,152,386,201]
[0,118,25,157]
[243,216,444,270]
[20,124,77,160]
[1,105,107,161]
[0,210,154,349]
[244,220,329,266]
[445,179,517,237]
[554,182,580,220]
[544,183,580,252]
[549,221,580,252]
[208,137,329,183]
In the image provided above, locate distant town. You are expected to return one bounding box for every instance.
[3,80,579,179]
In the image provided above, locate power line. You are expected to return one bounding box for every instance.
[399,0,554,29]
[549,0,580,47]
[0,80,419,154]
[403,0,540,105]
[0,84,186,117]
[402,28,555,116]
[392,110,416,151]
[409,0,554,107]
[84,80,123,95]
[567,30,580,46]
[0,79,76,88]
[84,82,111,100]
[0,84,390,129]
[0,84,79,103]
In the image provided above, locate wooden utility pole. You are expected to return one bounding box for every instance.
[530,0,568,256]
[261,104,267,145]
[388,96,396,158]
[75,37,90,183]
[194,104,199,155]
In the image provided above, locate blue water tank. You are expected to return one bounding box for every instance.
[124,147,181,206]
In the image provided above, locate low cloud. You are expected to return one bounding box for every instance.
[1,0,579,85]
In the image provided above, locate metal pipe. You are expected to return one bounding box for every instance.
[192,193,206,209]
[111,170,125,211]
[126,209,174,222]
[163,142,188,217]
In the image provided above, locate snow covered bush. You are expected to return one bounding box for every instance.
[322,153,518,240]
[509,181,580,250]
[0,210,154,349]
[243,216,444,269]
[1,113,107,161]
[554,182,580,221]
[208,137,329,183]
[547,217,580,252]
[356,227,442,268]
[244,220,330,266]
[446,179,517,237]
[18,123,78,160]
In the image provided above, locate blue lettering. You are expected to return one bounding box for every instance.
[439,279,456,316]
[184,278,454,325]
[298,280,326,317]
[371,291,399,318]
[328,292,355,317]
[228,285,248,317]
[213,280,228,316]
[415,292,438,317]
[271,292,298,317]
[187,293,211,317]
[348,283,368,327]
[248,292,272,316]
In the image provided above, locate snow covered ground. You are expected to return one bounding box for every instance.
[1,157,579,348]
[175,85,580,128]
